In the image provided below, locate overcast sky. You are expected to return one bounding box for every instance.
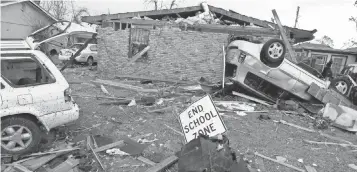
[76,0,357,48]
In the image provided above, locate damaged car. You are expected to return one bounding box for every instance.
[225,38,330,102]
[0,21,95,155]
[59,43,97,66]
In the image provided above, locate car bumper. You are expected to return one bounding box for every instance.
[39,102,79,130]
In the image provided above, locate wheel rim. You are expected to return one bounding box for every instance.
[1,125,32,152]
[268,42,284,59]
[335,81,348,94]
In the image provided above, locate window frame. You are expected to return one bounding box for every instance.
[1,53,56,88]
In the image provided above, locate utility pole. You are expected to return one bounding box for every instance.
[294,6,300,28]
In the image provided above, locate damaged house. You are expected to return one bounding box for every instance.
[82,4,316,82]
[294,43,357,76]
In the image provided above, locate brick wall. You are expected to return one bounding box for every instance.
[97,27,228,83]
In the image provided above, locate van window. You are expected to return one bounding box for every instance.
[89,45,97,51]
[1,54,56,87]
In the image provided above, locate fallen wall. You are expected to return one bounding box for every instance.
[97,27,228,83]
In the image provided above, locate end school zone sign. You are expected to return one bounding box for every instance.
[179,95,227,143]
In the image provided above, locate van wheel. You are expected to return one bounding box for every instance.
[1,117,42,155]
[331,77,352,96]
[260,39,286,65]
[87,57,94,66]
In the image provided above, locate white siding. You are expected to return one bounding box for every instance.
[1,2,54,39]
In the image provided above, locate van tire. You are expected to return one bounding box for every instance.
[87,56,94,66]
[1,117,42,155]
[260,39,285,65]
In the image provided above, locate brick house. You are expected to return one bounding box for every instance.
[82,5,317,82]
[294,43,357,76]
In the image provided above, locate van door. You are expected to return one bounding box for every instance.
[1,54,71,116]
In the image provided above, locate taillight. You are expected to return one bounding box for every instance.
[64,88,72,102]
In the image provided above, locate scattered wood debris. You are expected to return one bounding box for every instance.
[255,152,305,172]
[115,75,194,84]
[274,120,316,133]
[129,46,150,63]
[232,91,273,106]
[100,85,110,95]
[92,79,159,93]
[164,124,184,136]
[144,155,179,172]
[71,94,131,100]
[303,140,357,148]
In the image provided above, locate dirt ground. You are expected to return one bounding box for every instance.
[52,66,357,172]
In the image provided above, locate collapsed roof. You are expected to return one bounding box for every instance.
[294,43,357,55]
[82,4,317,43]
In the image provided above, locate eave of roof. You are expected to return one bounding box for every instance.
[1,0,58,22]
[294,46,357,55]
[81,5,316,43]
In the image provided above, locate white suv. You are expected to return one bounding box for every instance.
[0,21,87,155]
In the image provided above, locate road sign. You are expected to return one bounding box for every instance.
[179,95,227,143]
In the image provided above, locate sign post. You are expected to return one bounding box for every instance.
[179,95,227,143]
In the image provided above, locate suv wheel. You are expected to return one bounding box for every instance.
[1,117,42,155]
[260,39,286,66]
[87,57,94,66]
[331,77,352,96]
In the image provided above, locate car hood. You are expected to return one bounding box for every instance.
[26,21,96,50]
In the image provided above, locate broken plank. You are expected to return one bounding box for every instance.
[319,131,353,145]
[144,155,179,172]
[71,94,131,100]
[148,107,172,113]
[91,79,159,93]
[272,10,297,64]
[51,157,80,172]
[88,138,106,171]
[303,140,357,148]
[137,156,156,166]
[232,91,273,106]
[93,140,125,153]
[277,120,316,133]
[164,124,184,136]
[22,148,79,158]
[115,75,193,84]
[129,46,150,63]
[254,152,305,172]
[21,153,62,171]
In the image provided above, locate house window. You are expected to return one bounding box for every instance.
[331,55,347,76]
[310,54,328,73]
[1,54,56,87]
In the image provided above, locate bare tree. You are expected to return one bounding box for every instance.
[350,0,357,31]
[40,0,70,20]
[40,0,89,24]
[316,35,334,47]
[144,0,184,10]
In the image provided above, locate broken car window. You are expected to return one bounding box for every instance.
[1,55,56,87]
